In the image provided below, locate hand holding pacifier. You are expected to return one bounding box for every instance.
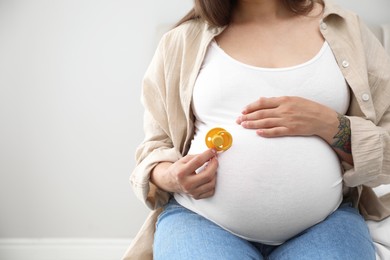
[205,127,233,152]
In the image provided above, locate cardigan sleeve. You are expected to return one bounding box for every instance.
[342,19,390,188]
[130,34,182,210]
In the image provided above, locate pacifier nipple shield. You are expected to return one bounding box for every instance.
[205,127,233,151]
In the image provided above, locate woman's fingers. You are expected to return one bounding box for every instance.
[193,180,217,200]
[237,109,277,124]
[241,97,280,114]
[240,117,282,129]
[177,150,218,199]
[186,148,217,173]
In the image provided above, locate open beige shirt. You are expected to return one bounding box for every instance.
[126,0,390,259]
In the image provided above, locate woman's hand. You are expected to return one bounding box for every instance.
[236,96,338,141]
[236,96,353,164]
[151,149,218,200]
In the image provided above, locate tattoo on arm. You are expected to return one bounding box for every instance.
[332,114,352,154]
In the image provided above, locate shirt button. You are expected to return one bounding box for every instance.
[362,93,370,101]
[342,60,349,68]
[320,22,328,30]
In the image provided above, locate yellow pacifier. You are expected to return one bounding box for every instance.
[205,127,233,152]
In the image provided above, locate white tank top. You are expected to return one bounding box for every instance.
[174,41,350,244]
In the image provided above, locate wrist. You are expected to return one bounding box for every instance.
[331,113,352,154]
[317,109,339,144]
[150,162,176,193]
[318,112,353,164]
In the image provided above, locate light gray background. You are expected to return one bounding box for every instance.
[0,0,389,241]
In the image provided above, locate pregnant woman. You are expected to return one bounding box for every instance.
[130,0,390,259]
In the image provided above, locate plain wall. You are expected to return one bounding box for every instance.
[0,0,389,241]
[0,0,191,239]
[335,0,390,26]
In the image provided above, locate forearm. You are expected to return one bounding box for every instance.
[150,162,178,193]
[319,112,353,165]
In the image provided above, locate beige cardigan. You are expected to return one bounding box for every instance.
[125,0,390,259]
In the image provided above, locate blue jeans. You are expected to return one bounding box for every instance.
[154,199,375,260]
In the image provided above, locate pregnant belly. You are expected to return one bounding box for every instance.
[174,126,343,244]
